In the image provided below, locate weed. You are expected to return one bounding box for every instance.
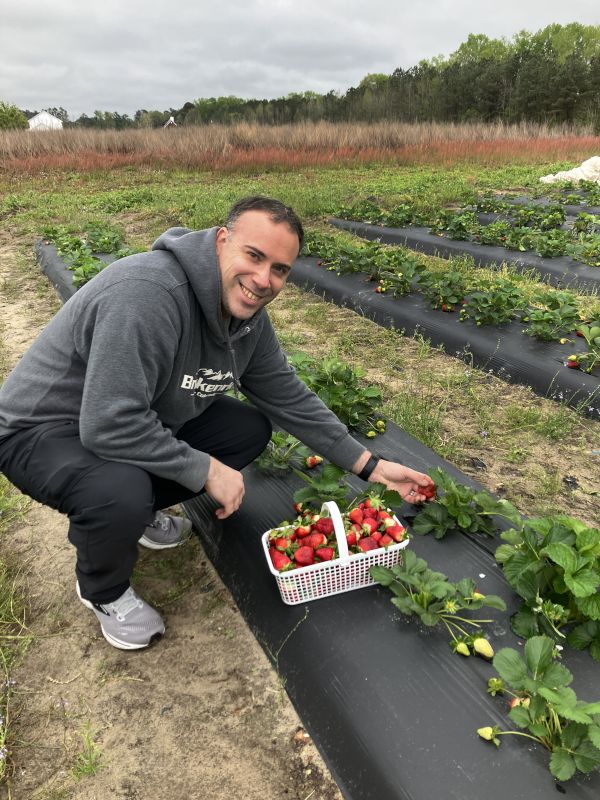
[71,721,104,779]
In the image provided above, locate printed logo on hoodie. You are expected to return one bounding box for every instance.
[181,368,234,397]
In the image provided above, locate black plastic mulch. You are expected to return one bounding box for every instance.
[328,218,600,293]
[287,257,600,419]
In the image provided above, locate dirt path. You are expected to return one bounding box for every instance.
[0,229,343,800]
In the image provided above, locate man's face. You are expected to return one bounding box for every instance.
[215,210,300,320]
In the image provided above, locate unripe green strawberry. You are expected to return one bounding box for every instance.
[455,642,470,657]
[472,638,494,659]
[477,727,495,741]
[471,591,486,600]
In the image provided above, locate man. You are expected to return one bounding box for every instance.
[0,196,433,650]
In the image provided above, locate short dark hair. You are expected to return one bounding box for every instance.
[225,196,304,251]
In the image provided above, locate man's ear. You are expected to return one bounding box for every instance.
[215,226,228,254]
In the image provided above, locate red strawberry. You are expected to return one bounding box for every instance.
[273,537,291,551]
[315,517,334,536]
[270,549,292,571]
[362,507,378,520]
[316,547,335,561]
[294,546,315,566]
[357,537,378,553]
[346,531,358,547]
[294,524,311,538]
[371,532,383,545]
[379,517,396,530]
[377,510,391,521]
[362,518,379,535]
[307,532,327,550]
[567,355,580,369]
[293,502,304,514]
[348,508,364,525]
[420,483,436,500]
[386,525,405,543]
[305,455,323,469]
[379,534,394,547]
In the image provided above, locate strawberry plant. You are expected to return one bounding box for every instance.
[411,468,522,539]
[473,220,511,246]
[288,353,385,436]
[417,269,467,311]
[522,291,581,342]
[495,516,600,657]
[370,550,506,656]
[255,432,311,474]
[477,636,600,781]
[572,213,600,235]
[459,279,527,327]
[377,253,423,297]
[430,210,478,240]
[292,463,351,510]
[573,322,600,373]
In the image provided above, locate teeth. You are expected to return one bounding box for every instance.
[240,285,260,301]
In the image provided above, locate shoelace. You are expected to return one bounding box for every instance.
[108,588,143,621]
[152,511,172,532]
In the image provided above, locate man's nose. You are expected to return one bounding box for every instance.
[253,263,271,290]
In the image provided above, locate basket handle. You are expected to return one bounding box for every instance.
[320,501,350,563]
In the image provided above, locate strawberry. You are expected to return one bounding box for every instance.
[305,455,323,469]
[379,534,394,547]
[362,518,379,535]
[441,303,454,312]
[307,532,327,550]
[385,524,405,542]
[420,483,436,500]
[346,531,357,547]
[375,420,386,432]
[567,355,580,369]
[455,642,470,657]
[294,546,315,566]
[472,638,494,660]
[371,532,383,545]
[270,549,292,571]
[357,537,378,553]
[273,537,291,551]
[294,524,311,538]
[348,508,363,525]
[315,517,334,536]
[293,502,304,514]
[509,697,530,710]
[377,510,391,521]
[379,516,396,530]
[362,507,378,520]
[316,546,335,561]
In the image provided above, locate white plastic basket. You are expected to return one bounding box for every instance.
[262,500,410,605]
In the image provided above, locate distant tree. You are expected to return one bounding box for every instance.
[0,101,28,129]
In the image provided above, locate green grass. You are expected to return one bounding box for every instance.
[71,721,105,780]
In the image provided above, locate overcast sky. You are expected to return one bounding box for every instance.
[1,0,598,119]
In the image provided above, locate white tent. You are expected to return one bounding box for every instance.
[28,111,63,130]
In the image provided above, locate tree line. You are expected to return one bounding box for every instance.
[3,23,600,131]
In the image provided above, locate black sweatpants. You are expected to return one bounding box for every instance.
[0,396,271,603]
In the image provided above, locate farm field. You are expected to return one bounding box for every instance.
[1,138,599,798]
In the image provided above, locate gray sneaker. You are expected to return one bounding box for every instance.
[76,582,165,650]
[138,510,192,550]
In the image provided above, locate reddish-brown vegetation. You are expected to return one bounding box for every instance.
[1,122,598,173]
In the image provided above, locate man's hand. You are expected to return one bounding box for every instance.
[369,459,435,504]
[205,457,245,519]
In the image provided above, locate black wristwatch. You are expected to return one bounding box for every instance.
[358,454,381,482]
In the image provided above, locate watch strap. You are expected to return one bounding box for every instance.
[358,454,380,482]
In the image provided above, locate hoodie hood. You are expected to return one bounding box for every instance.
[151,226,266,345]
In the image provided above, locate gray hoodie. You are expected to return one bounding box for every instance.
[0,227,366,491]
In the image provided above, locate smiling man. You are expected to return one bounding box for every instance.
[0,196,433,651]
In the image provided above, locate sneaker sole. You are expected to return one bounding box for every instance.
[76,583,164,650]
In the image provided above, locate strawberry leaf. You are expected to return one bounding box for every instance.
[541,662,573,689]
[589,725,600,750]
[524,636,554,678]
[564,568,600,598]
[550,748,576,781]
[493,648,528,688]
[573,741,600,774]
[541,542,577,573]
[574,595,600,621]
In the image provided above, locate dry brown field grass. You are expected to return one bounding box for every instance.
[1,121,599,173]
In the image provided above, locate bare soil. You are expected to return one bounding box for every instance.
[0,229,343,800]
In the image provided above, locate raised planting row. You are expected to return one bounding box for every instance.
[295,234,599,417]
[183,418,600,800]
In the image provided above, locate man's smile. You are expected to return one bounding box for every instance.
[240,283,266,302]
